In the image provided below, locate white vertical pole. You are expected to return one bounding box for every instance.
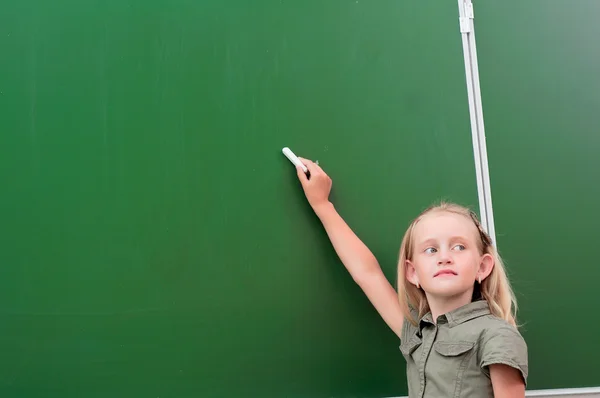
[457,0,497,246]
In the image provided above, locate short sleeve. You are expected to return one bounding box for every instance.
[479,324,529,385]
[400,307,420,343]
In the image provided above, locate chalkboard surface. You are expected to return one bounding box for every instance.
[476,0,600,391]
[0,1,478,397]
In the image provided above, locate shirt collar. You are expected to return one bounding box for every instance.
[419,300,491,332]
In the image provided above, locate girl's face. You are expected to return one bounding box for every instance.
[406,212,494,299]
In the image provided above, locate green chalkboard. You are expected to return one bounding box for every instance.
[0,1,478,397]
[476,0,600,390]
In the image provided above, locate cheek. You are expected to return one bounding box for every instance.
[456,253,480,271]
[412,259,433,276]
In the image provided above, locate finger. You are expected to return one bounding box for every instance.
[300,156,324,171]
[301,157,326,175]
[297,156,312,168]
[297,157,319,175]
[296,165,308,184]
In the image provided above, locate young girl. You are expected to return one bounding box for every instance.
[294,157,528,398]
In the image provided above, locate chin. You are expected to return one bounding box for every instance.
[428,284,471,298]
[430,290,465,298]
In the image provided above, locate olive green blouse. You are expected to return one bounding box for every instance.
[399,300,528,398]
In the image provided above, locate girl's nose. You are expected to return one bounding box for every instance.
[437,252,453,265]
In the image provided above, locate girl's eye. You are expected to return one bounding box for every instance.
[425,247,437,254]
[453,244,466,251]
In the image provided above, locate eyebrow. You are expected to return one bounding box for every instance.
[417,236,470,247]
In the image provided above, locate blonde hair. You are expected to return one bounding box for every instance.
[397,201,518,327]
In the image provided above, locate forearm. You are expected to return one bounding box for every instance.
[296,158,403,336]
[314,202,381,282]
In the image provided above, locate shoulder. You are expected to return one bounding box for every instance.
[401,305,422,335]
[476,316,529,385]
[399,308,420,352]
[477,316,527,352]
[400,308,419,340]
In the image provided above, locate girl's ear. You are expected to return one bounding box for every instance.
[405,260,420,288]
[478,253,495,282]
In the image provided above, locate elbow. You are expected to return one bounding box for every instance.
[351,267,378,288]
[352,272,368,287]
[347,255,384,287]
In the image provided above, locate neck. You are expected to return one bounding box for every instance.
[426,288,474,323]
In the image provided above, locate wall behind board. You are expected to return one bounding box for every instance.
[0,1,479,397]
[475,0,600,391]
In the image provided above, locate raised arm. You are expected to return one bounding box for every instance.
[295,157,404,337]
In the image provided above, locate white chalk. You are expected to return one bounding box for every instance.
[282,147,308,173]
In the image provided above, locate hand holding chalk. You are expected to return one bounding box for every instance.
[282,147,308,174]
[283,149,333,212]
